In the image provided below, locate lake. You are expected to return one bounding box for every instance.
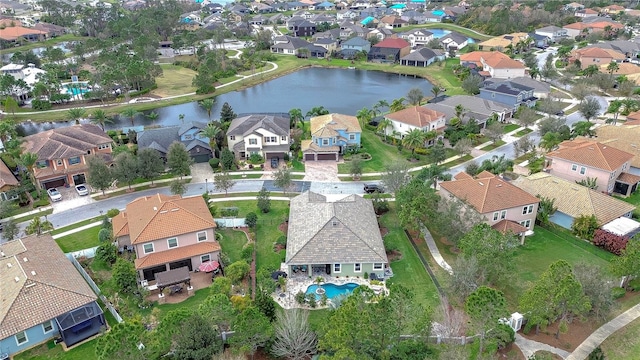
[18,67,434,135]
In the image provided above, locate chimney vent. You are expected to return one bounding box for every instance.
[23,257,28,262]
[153,207,158,211]
[31,270,36,276]
[7,263,12,268]
[14,277,20,282]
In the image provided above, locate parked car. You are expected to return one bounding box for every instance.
[75,184,89,196]
[271,157,279,168]
[47,188,62,202]
[555,110,565,116]
[364,184,383,194]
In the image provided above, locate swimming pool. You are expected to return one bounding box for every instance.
[427,29,476,43]
[305,283,359,299]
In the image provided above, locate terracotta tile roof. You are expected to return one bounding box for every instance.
[574,47,613,59]
[439,171,539,214]
[513,173,635,225]
[492,219,528,235]
[373,37,410,49]
[618,172,640,184]
[0,26,46,41]
[134,242,221,269]
[590,21,623,30]
[119,194,216,245]
[547,139,633,171]
[625,119,640,125]
[385,106,445,128]
[564,22,590,30]
[599,62,640,75]
[21,124,112,161]
[0,158,18,189]
[461,51,510,66]
[0,235,97,338]
[301,140,340,153]
[310,113,361,136]
[626,112,640,122]
[482,52,525,69]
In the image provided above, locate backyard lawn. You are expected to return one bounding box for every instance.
[150,64,197,97]
[14,339,97,360]
[601,317,640,359]
[218,228,248,263]
[55,225,102,253]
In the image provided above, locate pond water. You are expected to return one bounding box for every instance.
[18,67,434,135]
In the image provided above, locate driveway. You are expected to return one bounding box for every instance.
[190,163,215,184]
[303,161,340,182]
[50,185,95,214]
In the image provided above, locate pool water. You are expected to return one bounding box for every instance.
[306,283,359,299]
[428,29,476,43]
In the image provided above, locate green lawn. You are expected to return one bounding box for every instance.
[393,23,492,41]
[380,206,441,310]
[514,128,533,137]
[479,140,506,151]
[602,316,640,358]
[14,339,97,360]
[218,228,248,263]
[423,58,465,96]
[50,216,105,235]
[55,226,102,253]
[503,124,520,133]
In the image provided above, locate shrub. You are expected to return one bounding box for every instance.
[629,279,640,292]
[32,99,52,110]
[414,147,428,155]
[572,214,599,239]
[208,158,220,170]
[295,290,306,305]
[98,228,113,242]
[592,229,628,255]
[364,272,369,279]
[95,243,118,265]
[276,235,287,246]
[249,153,264,164]
[106,208,120,218]
[305,293,317,308]
[612,287,626,299]
[241,243,254,262]
[225,260,250,284]
[245,212,258,228]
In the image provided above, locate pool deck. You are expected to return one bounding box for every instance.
[273,269,389,310]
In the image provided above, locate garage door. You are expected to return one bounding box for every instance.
[266,152,284,160]
[192,154,211,163]
[42,177,67,189]
[317,153,337,161]
[304,153,315,161]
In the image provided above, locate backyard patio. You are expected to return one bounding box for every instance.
[143,270,213,304]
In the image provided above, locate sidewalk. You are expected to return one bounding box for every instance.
[420,224,452,275]
[51,221,102,240]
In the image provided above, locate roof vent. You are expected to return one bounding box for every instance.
[332,220,338,226]
[478,182,484,186]
[160,210,168,214]
[14,277,20,282]
[26,283,36,288]
[153,207,158,211]
[0,251,4,257]
[23,257,28,262]
[496,184,502,187]
[7,263,12,268]
[31,270,36,276]
[171,208,179,212]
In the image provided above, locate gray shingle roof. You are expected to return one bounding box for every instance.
[286,192,388,265]
[439,31,467,45]
[137,127,181,155]
[227,114,289,137]
[401,48,443,62]
[482,80,534,96]
[178,121,207,136]
[342,36,369,47]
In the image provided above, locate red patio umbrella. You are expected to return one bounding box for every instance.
[199,260,220,273]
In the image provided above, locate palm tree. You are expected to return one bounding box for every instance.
[391,130,401,145]
[305,106,329,119]
[25,216,53,235]
[373,100,389,116]
[90,109,112,131]
[583,65,599,77]
[199,98,216,121]
[431,87,442,100]
[178,113,185,124]
[67,108,87,125]
[454,104,466,121]
[146,111,159,125]
[19,152,38,184]
[607,61,619,75]
[389,98,406,113]
[356,107,373,129]
[402,129,426,155]
[288,108,304,129]
[201,124,222,157]
[121,108,140,126]
[376,118,392,142]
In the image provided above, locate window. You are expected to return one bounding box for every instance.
[333,263,341,273]
[42,320,54,333]
[571,164,578,171]
[201,254,211,263]
[520,219,531,229]
[167,238,178,248]
[264,136,277,143]
[68,157,81,165]
[349,134,355,140]
[15,331,27,345]
[500,210,507,220]
[322,139,329,145]
[36,160,47,168]
[98,143,111,150]
[373,263,383,270]
[183,134,193,140]
[229,135,236,141]
[197,231,207,242]
[248,138,258,145]
[493,212,499,221]
[354,263,361,272]
[56,159,63,166]
[281,135,287,141]
[522,205,533,215]
[143,243,154,254]
[580,167,586,175]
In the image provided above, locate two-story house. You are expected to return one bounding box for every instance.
[479,80,537,111]
[380,15,407,29]
[270,35,312,55]
[545,139,640,196]
[289,19,316,37]
[137,121,213,163]
[0,234,105,358]
[400,48,445,67]
[227,114,291,161]
[339,36,371,59]
[480,53,526,79]
[439,171,540,243]
[570,47,615,69]
[384,106,446,145]
[439,31,469,51]
[399,28,434,48]
[367,37,411,62]
[302,113,362,161]
[535,26,568,43]
[21,124,113,190]
[112,194,220,281]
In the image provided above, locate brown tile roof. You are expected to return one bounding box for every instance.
[0,158,18,189]
[385,106,445,128]
[21,124,112,161]
[547,139,633,171]
[301,140,340,153]
[439,171,539,214]
[590,21,623,30]
[119,194,216,245]
[373,37,410,49]
[492,219,528,235]
[625,111,640,122]
[595,125,640,168]
[482,53,525,69]
[0,235,97,338]
[134,241,221,269]
[460,51,510,66]
[513,173,635,225]
[310,113,361,137]
[0,26,46,41]
[599,62,640,75]
[574,47,613,59]
[617,172,640,184]
[564,22,590,30]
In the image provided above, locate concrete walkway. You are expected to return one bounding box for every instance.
[51,221,102,239]
[566,303,640,360]
[420,224,452,275]
[515,334,571,359]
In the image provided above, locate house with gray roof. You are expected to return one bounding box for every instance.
[400,47,445,67]
[340,36,371,58]
[535,25,568,43]
[0,234,104,358]
[439,31,469,51]
[137,121,213,163]
[271,35,311,55]
[509,76,551,99]
[479,80,537,110]
[285,192,388,278]
[227,114,290,160]
[425,94,514,127]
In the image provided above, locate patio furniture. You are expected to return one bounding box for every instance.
[155,266,191,293]
[170,285,183,294]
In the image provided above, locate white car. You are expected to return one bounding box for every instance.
[47,188,62,202]
[75,184,89,196]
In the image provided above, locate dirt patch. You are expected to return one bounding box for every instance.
[273,244,285,252]
[387,249,403,261]
[497,343,526,359]
[379,227,389,237]
[520,319,601,352]
[278,221,288,233]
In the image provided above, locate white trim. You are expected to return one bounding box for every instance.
[522,205,533,215]
[201,254,211,263]
[167,238,178,249]
[333,263,341,273]
[373,263,383,270]
[580,166,586,175]
[143,243,154,254]
[493,212,499,221]
[15,331,28,346]
[354,263,361,272]
[500,210,507,220]
[42,320,54,333]
[519,219,531,229]
[197,231,207,242]
[571,164,578,171]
